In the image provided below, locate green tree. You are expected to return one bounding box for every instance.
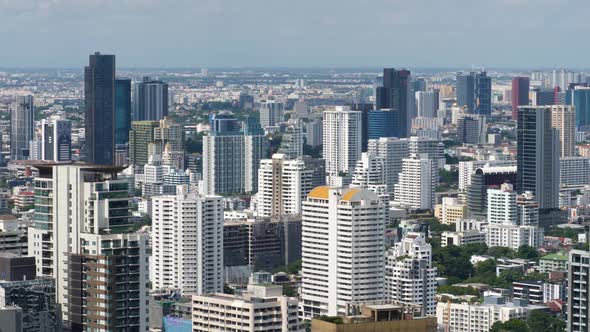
[488,246,516,258]
[527,310,566,332]
[517,245,539,260]
[491,319,530,332]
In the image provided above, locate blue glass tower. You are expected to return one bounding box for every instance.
[115,79,131,145]
[368,109,400,139]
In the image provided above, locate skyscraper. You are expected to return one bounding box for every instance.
[415,91,437,118]
[10,95,34,160]
[517,106,560,209]
[367,137,410,196]
[151,192,224,295]
[85,52,115,165]
[376,68,412,137]
[322,106,362,185]
[300,186,386,318]
[115,78,131,145]
[456,71,491,116]
[568,87,590,129]
[567,249,589,332]
[394,155,437,209]
[457,114,487,145]
[550,105,576,157]
[35,119,72,162]
[367,109,400,139]
[133,77,169,121]
[511,77,530,120]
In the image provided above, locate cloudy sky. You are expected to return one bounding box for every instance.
[0,0,586,68]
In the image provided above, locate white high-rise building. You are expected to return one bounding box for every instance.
[385,232,437,316]
[351,152,389,202]
[151,192,223,295]
[407,136,445,169]
[568,249,590,332]
[30,118,72,162]
[394,155,437,210]
[28,163,149,330]
[322,106,362,186]
[304,119,322,147]
[367,137,410,196]
[487,183,517,225]
[259,100,284,128]
[300,186,386,319]
[256,154,313,217]
[458,160,517,191]
[278,125,304,159]
[415,91,437,118]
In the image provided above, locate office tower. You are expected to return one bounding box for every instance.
[517,106,560,209]
[278,125,303,159]
[84,52,115,165]
[322,106,362,185]
[28,163,149,330]
[304,119,322,147]
[467,166,518,217]
[154,117,185,153]
[511,77,530,120]
[256,154,312,217]
[568,249,589,332]
[300,187,386,318]
[413,78,427,92]
[210,110,241,133]
[531,88,557,106]
[10,95,34,160]
[437,296,546,332]
[367,109,400,139]
[560,157,590,187]
[239,93,254,111]
[350,152,389,202]
[151,193,223,295]
[456,71,492,115]
[193,284,303,332]
[350,102,374,152]
[31,119,72,162]
[133,76,169,121]
[416,91,436,118]
[203,112,268,195]
[385,232,436,316]
[115,78,131,145]
[128,121,159,166]
[457,114,487,144]
[376,68,412,137]
[259,100,284,128]
[367,137,410,195]
[569,87,590,129]
[550,105,576,157]
[394,155,437,210]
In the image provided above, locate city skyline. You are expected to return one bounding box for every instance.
[1,0,590,68]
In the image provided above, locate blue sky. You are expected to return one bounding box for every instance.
[0,0,587,68]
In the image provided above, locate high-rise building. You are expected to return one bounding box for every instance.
[394,155,437,210]
[300,186,386,318]
[128,121,159,166]
[457,114,487,144]
[567,249,589,332]
[151,193,224,295]
[115,78,132,145]
[367,109,400,139]
[133,76,169,121]
[467,166,518,217]
[278,125,304,159]
[531,88,557,106]
[386,232,437,316]
[407,136,446,169]
[256,153,313,217]
[550,105,576,157]
[517,106,560,209]
[350,102,374,152]
[322,106,362,185]
[30,119,72,162]
[84,52,115,165]
[259,100,284,128]
[203,113,268,195]
[511,77,530,120]
[376,68,412,137]
[416,91,437,118]
[128,118,185,167]
[487,183,517,225]
[456,71,492,116]
[560,157,590,188]
[11,95,34,160]
[568,87,590,129]
[28,163,149,330]
[304,120,322,147]
[367,137,410,195]
[350,152,389,202]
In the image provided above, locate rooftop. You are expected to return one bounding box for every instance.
[541,253,568,261]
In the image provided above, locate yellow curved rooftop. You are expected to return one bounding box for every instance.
[341,188,362,201]
[308,186,330,199]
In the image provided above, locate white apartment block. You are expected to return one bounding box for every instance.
[436,297,546,332]
[487,183,517,225]
[407,136,445,169]
[385,232,437,316]
[394,155,437,210]
[485,224,544,251]
[568,249,590,332]
[256,153,313,217]
[367,137,410,196]
[322,106,362,186]
[192,284,303,332]
[560,157,590,188]
[151,193,224,295]
[300,186,386,319]
[350,152,389,202]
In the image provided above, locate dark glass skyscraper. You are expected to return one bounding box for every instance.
[115,79,131,145]
[566,87,590,129]
[133,77,168,121]
[350,102,373,152]
[10,95,34,160]
[84,52,115,165]
[367,109,400,139]
[375,68,412,137]
[511,77,529,120]
[456,71,491,116]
